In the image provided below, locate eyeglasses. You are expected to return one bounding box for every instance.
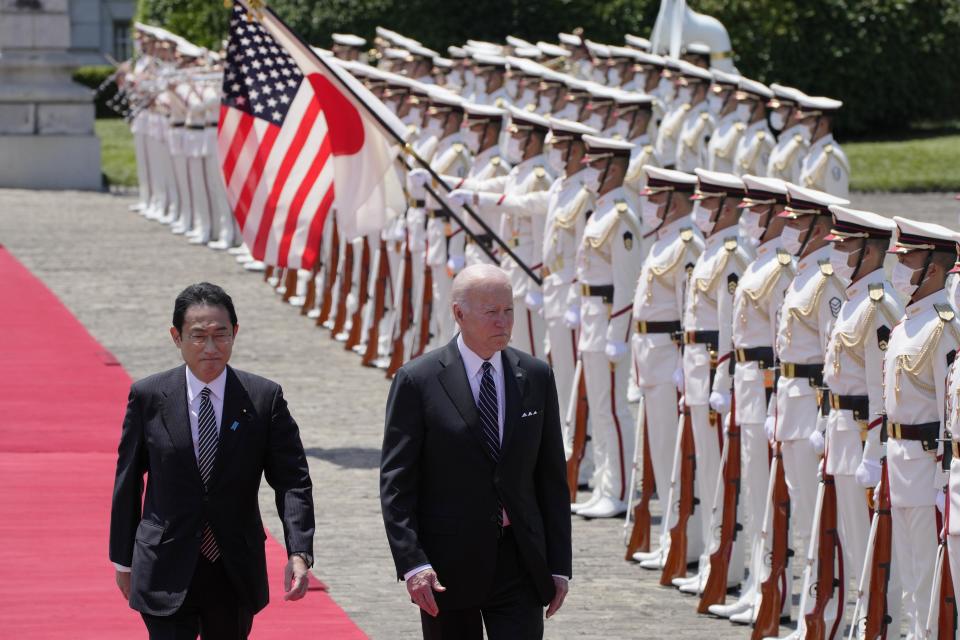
[184,332,234,346]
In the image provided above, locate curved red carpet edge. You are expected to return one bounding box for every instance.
[0,245,366,639]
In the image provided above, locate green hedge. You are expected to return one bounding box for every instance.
[73,65,121,119]
[135,0,960,135]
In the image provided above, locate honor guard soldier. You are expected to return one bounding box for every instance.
[533,67,568,116]
[797,95,850,198]
[765,84,810,184]
[624,34,652,52]
[534,41,571,73]
[653,57,686,168]
[705,69,745,174]
[471,53,511,108]
[559,31,593,80]
[541,117,599,470]
[604,45,639,89]
[331,33,367,61]
[941,244,960,621]
[673,61,716,173]
[674,169,754,595]
[681,42,712,69]
[569,134,643,519]
[747,183,849,627]
[732,79,775,177]
[447,105,557,359]
[708,174,796,619]
[796,205,903,637]
[627,167,705,566]
[883,217,960,637]
[583,40,612,85]
[553,75,592,122]
[580,83,618,133]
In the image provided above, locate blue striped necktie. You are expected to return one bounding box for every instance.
[477,362,503,527]
[197,387,221,562]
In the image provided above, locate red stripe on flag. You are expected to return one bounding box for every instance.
[252,99,322,260]
[301,182,335,270]
[277,135,332,267]
[233,123,281,231]
[221,108,253,186]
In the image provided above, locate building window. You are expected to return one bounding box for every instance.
[113,20,131,60]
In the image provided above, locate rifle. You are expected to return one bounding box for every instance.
[804,472,843,640]
[565,359,589,501]
[415,264,433,358]
[625,395,657,560]
[345,237,371,350]
[281,267,298,303]
[939,531,958,639]
[362,239,390,367]
[863,455,893,639]
[699,394,742,612]
[300,266,319,315]
[263,265,274,283]
[661,406,697,586]
[386,235,414,378]
[316,216,340,326]
[751,442,791,640]
[330,240,355,338]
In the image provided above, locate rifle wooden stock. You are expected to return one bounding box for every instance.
[864,460,893,640]
[300,267,318,315]
[282,268,297,302]
[566,363,589,501]
[362,240,390,367]
[661,409,697,586]
[330,241,354,338]
[263,265,274,283]
[752,443,791,640]
[345,238,371,350]
[804,473,841,640]
[386,242,413,378]
[415,265,433,358]
[939,532,958,638]
[317,217,340,326]
[698,395,741,612]
[626,414,657,560]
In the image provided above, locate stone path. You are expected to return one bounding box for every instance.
[3,188,952,638]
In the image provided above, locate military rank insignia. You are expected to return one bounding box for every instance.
[727,272,739,294]
[829,296,842,318]
[877,325,890,351]
[623,231,633,250]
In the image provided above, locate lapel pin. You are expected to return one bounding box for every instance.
[230,420,240,431]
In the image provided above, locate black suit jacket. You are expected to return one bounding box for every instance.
[380,339,572,610]
[109,365,314,616]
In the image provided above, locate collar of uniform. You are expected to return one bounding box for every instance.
[185,365,227,407]
[628,133,651,148]
[659,214,693,240]
[595,186,627,211]
[810,132,835,151]
[456,332,503,381]
[905,288,948,319]
[703,231,727,250]
[778,123,809,143]
[745,119,771,136]
[845,267,886,300]
[687,100,709,117]
[437,131,465,152]
[796,244,832,272]
[717,110,742,127]
[474,144,502,166]
[755,236,783,257]
[515,154,549,177]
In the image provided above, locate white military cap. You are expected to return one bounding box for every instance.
[472,53,508,69]
[512,47,543,60]
[463,102,507,120]
[798,95,843,114]
[583,133,635,158]
[683,42,711,56]
[889,217,960,254]
[770,83,806,103]
[548,116,599,137]
[693,168,746,199]
[677,60,713,82]
[408,44,440,59]
[310,46,335,58]
[825,206,896,244]
[624,34,652,51]
[447,45,468,58]
[632,51,668,68]
[584,40,611,58]
[508,104,551,130]
[741,174,789,205]
[427,86,463,108]
[739,78,774,99]
[558,32,583,47]
[536,41,570,58]
[506,35,535,48]
[781,183,849,218]
[711,69,741,86]
[432,56,454,69]
[586,83,620,100]
[332,33,366,47]
[466,40,504,53]
[383,47,411,61]
[640,166,698,195]
[538,67,568,86]
[375,26,399,41]
[611,90,655,106]
[175,38,205,59]
[607,45,638,60]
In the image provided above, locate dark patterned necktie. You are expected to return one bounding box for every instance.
[197,387,221,562]
[477,362,503,527]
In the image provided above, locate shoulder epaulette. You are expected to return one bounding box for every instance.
[723,237,738,252]
[680,227,694,243]
[615,200,629,214]
[818,259,834,276]
[777,248,793,266]
[643,144,654,153]
[700,112,711,121]
[534,166,546,179]
[452,143,464,154]
[825,144,834,155]
[735,122,746,132]
[756,131,767,140]
[868,282,885,302]
[936,303,956,323]
[491,156,501,166]
[793,133,804,143]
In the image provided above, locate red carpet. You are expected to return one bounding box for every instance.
[0,246,366,639]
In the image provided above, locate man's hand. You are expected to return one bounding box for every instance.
[545,576,568,619]
[283,555,310,601]
[115,570,131,601]
[407,567,446,617]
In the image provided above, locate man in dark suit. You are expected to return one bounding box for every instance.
[109,282,315,639]
[380,264,572,639]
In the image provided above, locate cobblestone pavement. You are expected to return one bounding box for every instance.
[2,189,952,638]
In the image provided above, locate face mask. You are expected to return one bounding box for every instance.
[422,117,444,138]
[829,248,857,281]
[628,72,647,92]
[675,87,693,105]
[464,70,475,87]
[546,147,566,174]
[780,225,806,255]
[951,274,960,311]
[608,68,622,86]
[604,119,630,140]
[735,102,753,121]
[505,78,519,99]
[584,112,604,130]
[580,166,602,191]
[577,59,593,77]
[504,136,525,165]
[693,203,714,234]
[462,128,482,154]
[554,102,579,120]
[474,77,487,97]
[640,197,663,229]
[403,106,422,127]
[707,94,725,115]
[591,68,607,84]
[538,96,553,114]
[769,110,786,132]
[656,77,675,102]
[891,261,921,300]
[739,209,766,242]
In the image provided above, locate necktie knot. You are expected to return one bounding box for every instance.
[201,387,211,401]
[481,361,492,374]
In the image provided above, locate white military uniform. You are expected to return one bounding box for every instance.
[766,124,809,184]
[674,100,714,172]
[943,283,960,619]
[733,119,774,178]
[655,101,689,168]
[706,111,746,174]
[800,134,850,198]
[444,144,512,267]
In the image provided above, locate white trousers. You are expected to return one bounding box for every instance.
[545,317,578,459]
[781,437,821,616]
[581,351,634,502]
[187,157,212,242]
[638,381,682,556]
[133,131,151,207]
[738,421,771,604]
[892,505,939,638]
[689,403,722,575]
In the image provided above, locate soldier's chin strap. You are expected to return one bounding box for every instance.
[849,238,868,282]
[796,215,819,256]
[910,249,936,303]
[650,191,674,236]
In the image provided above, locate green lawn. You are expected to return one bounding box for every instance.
[94,118,960,193]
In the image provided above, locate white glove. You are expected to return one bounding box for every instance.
[708,390,731,414]
[345,291,359,315]
[408,168,430,187]
[808,429,825,456]
[764,415,776,442]
[447,189,471,208]
[605,340,628,363]
[672,367,684,391]
[475,191,502,208]
[855,458,882,488]
[446,255,465,274]
[563,306,580,329]
[524,291,544,311]
[936,488,946,514]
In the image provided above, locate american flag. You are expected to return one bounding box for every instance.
[219,3,332,269]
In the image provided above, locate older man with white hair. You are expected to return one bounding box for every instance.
[380,264,571,639]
